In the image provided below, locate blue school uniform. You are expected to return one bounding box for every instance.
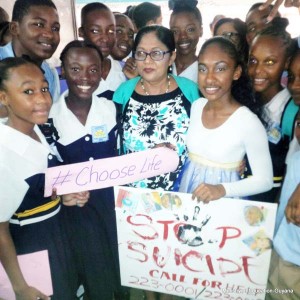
[0,122,77,300]
[274,151,300,266]
[49,91,119,299]
[246,88,299,202]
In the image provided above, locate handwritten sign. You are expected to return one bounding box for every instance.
[0,250,53,300]
[44,148,179,196]
[114,186,278,300]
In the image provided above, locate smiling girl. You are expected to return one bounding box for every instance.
[49,40,120,299]
[247,17,298,202]
[169,0,203,83]
[179,37,273,203]
[0,57,89,300]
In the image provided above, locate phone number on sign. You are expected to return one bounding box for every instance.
[128,276,263,300]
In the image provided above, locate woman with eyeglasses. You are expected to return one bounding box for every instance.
[113,25,200,193]
[213,17,249,64]
[113,25,200,300]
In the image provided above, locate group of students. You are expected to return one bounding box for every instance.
[0,0,299,300]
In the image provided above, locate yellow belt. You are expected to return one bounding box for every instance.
[189,153,241,171]
[14,197,61,218]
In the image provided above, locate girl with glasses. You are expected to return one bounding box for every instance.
[213,17,249,64]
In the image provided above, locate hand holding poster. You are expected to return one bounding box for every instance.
[114,186,278,300]
[44,148,179,196]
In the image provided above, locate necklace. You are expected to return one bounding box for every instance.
[140,75,171,96]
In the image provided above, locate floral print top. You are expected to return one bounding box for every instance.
[122,87,191,191]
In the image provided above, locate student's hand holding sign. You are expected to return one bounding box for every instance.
[192,183,226,203]
[62,191,90,208]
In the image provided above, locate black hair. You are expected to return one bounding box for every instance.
[213,18,249,63]
[0,57,41,91]
[255,17,295,59]
[123,5,136,20]
[0,7,9,24]
[0,21,10,46]
[214,18,246,37]
[132,2,161,30]
[199,37,258,114]
[81,2,111,26]
[12,0,57,22]
[114,12,132,23]
[169,0,202,25]
[289,47,300,69]
[133,25,175,53]
[59,40,103,67]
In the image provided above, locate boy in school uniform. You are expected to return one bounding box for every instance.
[79,2,126,98]
[0,0,60,115]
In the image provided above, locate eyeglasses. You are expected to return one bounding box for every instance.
[133,50,172,61]
[221,32,240,41]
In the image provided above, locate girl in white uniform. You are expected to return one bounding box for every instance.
[247,17,298,202]
[49,40,120,300]
[0,57,89,300]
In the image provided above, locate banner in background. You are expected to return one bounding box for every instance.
[114,186,278,299]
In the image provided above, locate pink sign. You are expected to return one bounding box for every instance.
[0,250,53,300]
[44,148,179,196]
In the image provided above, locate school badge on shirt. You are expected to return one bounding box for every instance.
[267,122,281,144]
[91,125,108,143]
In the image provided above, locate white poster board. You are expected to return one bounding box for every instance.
[114,186,277,300]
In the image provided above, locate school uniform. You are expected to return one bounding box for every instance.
[95,56,127,96]
[49,91,119,300]
[171,60,198,83]
[286,136,300,164]
[0,122,77,299]
[266,151,300,299]
[246,88,299,202]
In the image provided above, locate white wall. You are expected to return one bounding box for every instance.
[0,0,75,67]
[1,0,299,66]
